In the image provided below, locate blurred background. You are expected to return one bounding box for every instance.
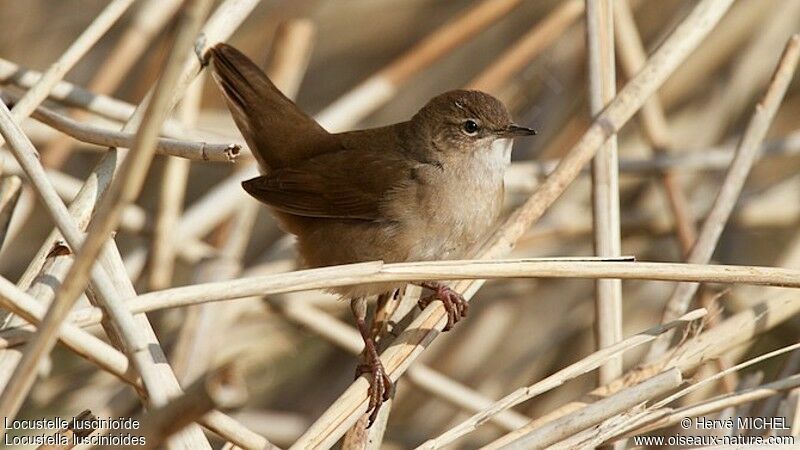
[0,0,799,448]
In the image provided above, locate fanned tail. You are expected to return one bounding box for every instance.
[210,43,334,170]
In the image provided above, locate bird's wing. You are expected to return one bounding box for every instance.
[241,149,414,220]
[210,43,336,170]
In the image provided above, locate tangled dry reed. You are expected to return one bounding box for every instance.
[0,0,799,449]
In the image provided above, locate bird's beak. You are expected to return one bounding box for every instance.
[502,124,538,137]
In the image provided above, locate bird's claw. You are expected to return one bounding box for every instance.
[355,357,393,427]
[419,282,469,331]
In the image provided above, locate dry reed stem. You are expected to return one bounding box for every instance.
[555,408,660,450]
[158,75,221,384]
[418,309,705,449]
[49,257,800,331]
[3,94,240,162]
[646,34,800,362]
[1,0,135,136]
[316,0,523,130]
[494,368,682,450]
[467,0,584,92]
[0,176,21,250]
[291,2,735,446]
[613,0,697,254]
[43,0,184,167]
[0,2,216,447]
[586,0,623,386]
[0,264,760,338]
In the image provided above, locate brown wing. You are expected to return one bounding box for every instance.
[210,44,335,170]
[242,149,414,220]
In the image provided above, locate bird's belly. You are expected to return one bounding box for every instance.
[393,148,508,261]
[402,181,502,261]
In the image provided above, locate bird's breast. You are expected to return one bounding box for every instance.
[388,139,510,260]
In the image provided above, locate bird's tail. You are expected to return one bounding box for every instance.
[209,43,332,170]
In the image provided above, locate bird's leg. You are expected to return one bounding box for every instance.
[417,282,469,331]
[351,297,393,427]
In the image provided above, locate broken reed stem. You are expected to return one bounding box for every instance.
[0,57,240,154]
[9,96,240,162]
[417,309,705,449]
[0,0,215,438]
[316,0,523,130]
[646,34,800,362]
[613,0,697,254]
[291,2,736,446]
[497,369,683,450]
[585,0,623,386]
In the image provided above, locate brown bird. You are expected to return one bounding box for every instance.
[209,43,535,425]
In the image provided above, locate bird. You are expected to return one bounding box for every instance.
[209,43,536,425]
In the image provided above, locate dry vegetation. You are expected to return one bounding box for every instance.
[0,0,799,449]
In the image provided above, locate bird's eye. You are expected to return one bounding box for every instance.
[462,120,480,135]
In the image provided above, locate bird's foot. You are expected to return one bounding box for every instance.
[418,282,469,331]
[355,353,393,427]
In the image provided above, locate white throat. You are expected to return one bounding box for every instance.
[488,138,513,168]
